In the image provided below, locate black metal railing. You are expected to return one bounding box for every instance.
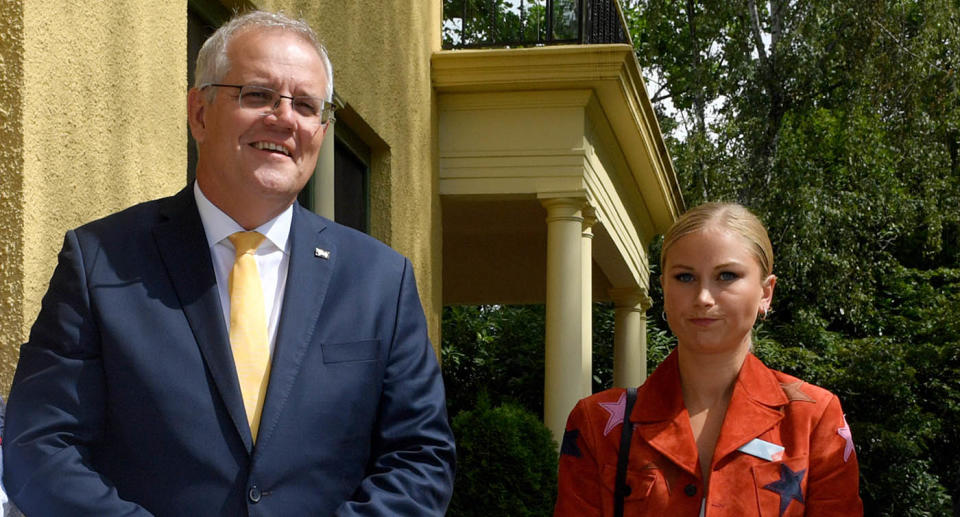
[442,0,629,49]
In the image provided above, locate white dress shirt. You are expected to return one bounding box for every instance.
[193,182,291,355]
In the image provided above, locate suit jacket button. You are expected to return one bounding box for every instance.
[248,485,262,503]
[684,484,697,497]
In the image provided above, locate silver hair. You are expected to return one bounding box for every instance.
[194,10,334,102]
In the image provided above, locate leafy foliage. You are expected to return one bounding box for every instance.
[442,305,547,418]
[442,0,552,48]
[447,397,558,517]
[443,303,629,416]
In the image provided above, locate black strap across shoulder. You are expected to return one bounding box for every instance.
[614,387,638,517]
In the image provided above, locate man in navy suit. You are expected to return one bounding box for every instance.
[3,10,455,516]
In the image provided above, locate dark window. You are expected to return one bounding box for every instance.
[333,136,369,232]
[296,125,371,233]
[187,1,231,183]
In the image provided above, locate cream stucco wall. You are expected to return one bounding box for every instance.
[0,1,188,393]
[261,0,444,349]
[0,0,26,392]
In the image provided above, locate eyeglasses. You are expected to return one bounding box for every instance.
[202,83,336,126]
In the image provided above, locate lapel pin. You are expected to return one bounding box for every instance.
[314,247,331,259]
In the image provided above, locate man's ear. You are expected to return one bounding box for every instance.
[187,88,207,143]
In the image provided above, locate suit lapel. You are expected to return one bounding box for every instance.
[253,204,334,450]
[152,187,254,452]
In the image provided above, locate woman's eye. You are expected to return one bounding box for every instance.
[718,271,739,281]
[674,273,694,283]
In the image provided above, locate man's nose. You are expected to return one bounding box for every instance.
[265,97,297,127]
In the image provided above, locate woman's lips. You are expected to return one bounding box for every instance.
[689,317,719,327]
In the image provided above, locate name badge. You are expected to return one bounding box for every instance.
[738,438,784,461]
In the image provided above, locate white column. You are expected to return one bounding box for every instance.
[609,288,652,388]
[541,197,587,444]
[312,123,336,219]
[580,209,596,396]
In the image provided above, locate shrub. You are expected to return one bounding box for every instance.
[448,398,558,517]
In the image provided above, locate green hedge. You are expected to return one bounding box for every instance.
[448,398,558,517]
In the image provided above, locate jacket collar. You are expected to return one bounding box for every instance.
[630,349,788,476]
[712,352,788,463]
[631,350,699,476]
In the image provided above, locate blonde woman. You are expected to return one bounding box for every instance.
[555,203,862,516]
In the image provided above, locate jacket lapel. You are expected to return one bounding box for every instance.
[152,187,254,453]
[712,353,788,464]
[253,204,334,450]
[632,351,700,478]
[630,351,789,479]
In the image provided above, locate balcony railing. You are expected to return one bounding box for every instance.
[442,0,629,49]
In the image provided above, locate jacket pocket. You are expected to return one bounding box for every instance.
[321,339,380,363]
[599,463,662,516]
[752,456,809,517]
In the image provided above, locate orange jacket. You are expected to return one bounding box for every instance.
[555,351,863,516]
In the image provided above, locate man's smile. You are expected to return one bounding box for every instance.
[252,141,292,157]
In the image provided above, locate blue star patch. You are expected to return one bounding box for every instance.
[560,429,581,457]
[763,463,806,516]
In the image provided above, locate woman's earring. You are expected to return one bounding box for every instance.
[662,311,668,322]
[760,307,771,320]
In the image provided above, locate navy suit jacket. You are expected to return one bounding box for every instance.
[3,186,455,516]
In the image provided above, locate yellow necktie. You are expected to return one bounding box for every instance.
[228,231,271,442]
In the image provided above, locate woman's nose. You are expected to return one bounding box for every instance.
[695,286,715,306]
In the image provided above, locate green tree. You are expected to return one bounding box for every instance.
[443,0,550,47]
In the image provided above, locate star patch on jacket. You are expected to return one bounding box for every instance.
[780,381,815,403]
[837,414,855,462]
[763,464,806,516]
[599,392,627,436]
[561,429,582,457]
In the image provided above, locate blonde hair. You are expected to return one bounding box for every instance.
[660,202,774,277]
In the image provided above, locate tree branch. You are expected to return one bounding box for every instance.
[770,0,785,49]
[651,92,673,103]
[872,18,947,73]
[649,82,670,103]
[686,0,707,135]
[747,0,769,69]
